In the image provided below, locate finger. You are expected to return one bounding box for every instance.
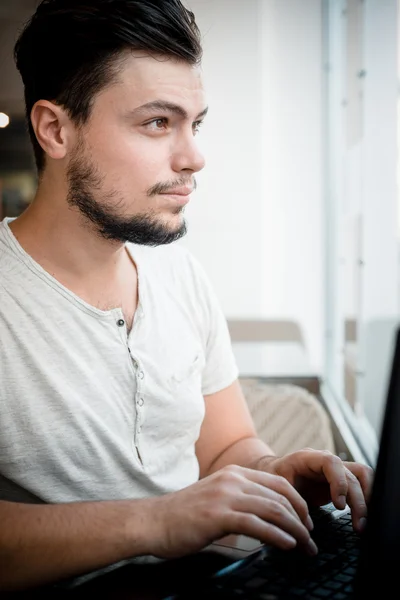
[310,453,350,509]
[226,512,317,554]
[341,467,368,532]
[314,457,368,532]
[241,480,310,528]
[304,455,371,531]
[343,461,374,504]
[233,495,318,556]
[239,467,313,530]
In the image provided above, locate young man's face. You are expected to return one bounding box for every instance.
[66,53,207,245]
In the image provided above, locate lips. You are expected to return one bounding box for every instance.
[161,187,193,196]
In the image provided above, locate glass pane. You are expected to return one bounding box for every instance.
[323,0,399,464]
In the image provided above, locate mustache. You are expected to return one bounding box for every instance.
[148,178,197,197]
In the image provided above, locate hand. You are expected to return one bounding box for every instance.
[257,448,374,533]
[146,465,318,559]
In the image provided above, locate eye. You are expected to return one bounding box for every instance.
[144,117,204,134]
[146,118,169,131]
[144,117,168,131]
[193,120,204,134]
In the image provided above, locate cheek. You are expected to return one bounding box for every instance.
[93,131,168,182]
[99,150,169,202]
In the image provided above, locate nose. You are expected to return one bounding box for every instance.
[171,132,206,174]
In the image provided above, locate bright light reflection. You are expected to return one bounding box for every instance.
[0,113,10,128]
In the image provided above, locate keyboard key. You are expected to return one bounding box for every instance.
[312,589,336,598]
[335,573,353,583]
[244,576,268,589]
[324,580,344,590]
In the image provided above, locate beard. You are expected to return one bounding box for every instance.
[66,141,188,246]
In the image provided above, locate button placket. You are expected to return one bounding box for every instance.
[126,347,143,455]
[133,358,145,443]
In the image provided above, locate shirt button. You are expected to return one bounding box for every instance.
[117,319,125,327]
[138,371,144,379]
[137,397,144,407]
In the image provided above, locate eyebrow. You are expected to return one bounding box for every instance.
[128,101,209,121]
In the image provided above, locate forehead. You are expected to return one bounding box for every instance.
[100,52,206,112]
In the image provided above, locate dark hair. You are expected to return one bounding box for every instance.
[14,0,203,174]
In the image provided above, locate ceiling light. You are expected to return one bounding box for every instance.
[0,113,10,128]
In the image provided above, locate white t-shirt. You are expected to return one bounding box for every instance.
[0,217,239,504]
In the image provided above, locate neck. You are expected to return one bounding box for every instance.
[9,180,127,282]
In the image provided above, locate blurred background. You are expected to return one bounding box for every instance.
[0,0,399,465]
[0,0,37,219]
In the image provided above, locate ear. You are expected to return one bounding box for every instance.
[30,100,74,162]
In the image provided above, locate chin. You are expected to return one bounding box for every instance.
[163,211,185,226]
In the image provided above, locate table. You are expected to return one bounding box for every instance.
[232,341,321,395]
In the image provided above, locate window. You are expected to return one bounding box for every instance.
[322,0,399,467]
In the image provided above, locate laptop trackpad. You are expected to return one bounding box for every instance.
[206,534,264,559]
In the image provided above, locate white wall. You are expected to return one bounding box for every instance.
[182,0,264,316]
[259,0,323,371]
[182,0,324,372]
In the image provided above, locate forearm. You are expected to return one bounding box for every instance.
[0,497,155,592]
[205,436,277,476]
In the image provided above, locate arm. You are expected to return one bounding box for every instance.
[195,378,276,477]
[195,379,373,533]
[0,497,155,591]
[1,378,319,593]
[0,478,317,593]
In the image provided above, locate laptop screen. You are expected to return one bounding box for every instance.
[355,325,400,593]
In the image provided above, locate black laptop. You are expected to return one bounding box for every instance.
[162,325,400,599]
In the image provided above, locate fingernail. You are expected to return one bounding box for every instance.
[338,495,347,509]
[358,517,367,532]
[306,515,314,531]
[281,532,297,548]
[306,539,318,556]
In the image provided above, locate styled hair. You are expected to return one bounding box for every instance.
[14,0,203,174]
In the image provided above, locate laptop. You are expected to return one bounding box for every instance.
[161,324,400,599]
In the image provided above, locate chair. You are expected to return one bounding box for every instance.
[227,319,336,454]
[240,377,335,455]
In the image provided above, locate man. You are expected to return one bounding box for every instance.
[0,0,373,592]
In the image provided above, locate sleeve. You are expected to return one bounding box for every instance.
[185,251,240,396]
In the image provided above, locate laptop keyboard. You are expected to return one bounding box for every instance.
[168,504,361,599]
